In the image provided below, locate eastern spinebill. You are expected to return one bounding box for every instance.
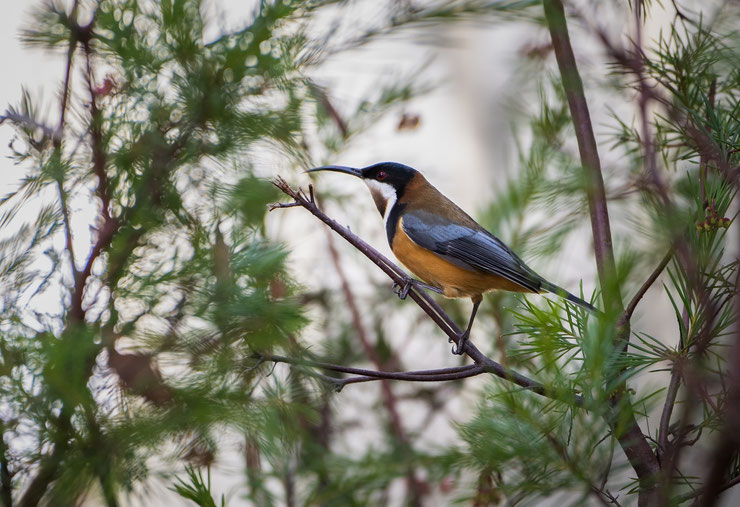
[309,162,596,354]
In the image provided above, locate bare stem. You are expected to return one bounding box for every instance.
[339,367,486,387]
[656,357,685,502]
[56,181,77,276]
[260,353,484,387]
[635,0,670,204]
[67,36,119,324]
[55,0,81,273]
[695,269,740,506]
[543,0,621,311]
[676,474,740,504]
[19,13,105,504]
[56,0,80,140]
[543,1,659,503]
[657,359,683,459]
[621,249,674,325]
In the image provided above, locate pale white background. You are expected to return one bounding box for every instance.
[2,1,734,506]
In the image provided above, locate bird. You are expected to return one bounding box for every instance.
[308,162,596,354]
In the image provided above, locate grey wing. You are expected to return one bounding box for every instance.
[401,210,543,293]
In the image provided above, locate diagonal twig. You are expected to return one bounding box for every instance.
[54,0,81,275]
[621,248,674,326]
[260,353,486,390]
[269,177,584,407]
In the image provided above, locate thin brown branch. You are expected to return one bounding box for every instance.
[659,363,705,502]
[621,249,674,325]
[19,14,102,503]
[543,2,659,504]
[599,437,616,493]
[56,180,77,276]
[699,78,717,208]
[260,353,484,387]
[83,38,111,223]
[592,14,734,495]
[674,474,740,504]
[54,0,81,274]
[270,178,584,407]
[57,0,80,142]
[58,46,75,133]
[339,367,486,387]
[634,0,671,205]
[563,4,740,506]
[69,205,117,323]
[656,357,687,504]
[657,358,683,460]
[543,0,621,311]
[583,12,737,186]
[309,82,348,139]
[671,0,691,22]
[695,268,740,507]
[67,34,119,323]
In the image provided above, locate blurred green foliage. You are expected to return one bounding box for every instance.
[2,0,740,506]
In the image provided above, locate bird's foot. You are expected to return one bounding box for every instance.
[392,279,412,300]
[393,278,443,300]
[450,331,469,355]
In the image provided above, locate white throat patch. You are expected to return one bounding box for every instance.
[364,179,397,224]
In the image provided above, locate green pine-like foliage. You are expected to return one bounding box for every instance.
[1,0,739,506]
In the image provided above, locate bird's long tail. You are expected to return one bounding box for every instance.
[540,281,597,313]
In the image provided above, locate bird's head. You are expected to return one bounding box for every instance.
[308,162,418,217]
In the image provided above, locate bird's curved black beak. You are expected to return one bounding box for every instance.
[307,165,362,178]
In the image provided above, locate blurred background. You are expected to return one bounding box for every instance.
[1,0,738,505]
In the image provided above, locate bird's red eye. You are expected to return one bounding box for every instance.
[376,171,387,181]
